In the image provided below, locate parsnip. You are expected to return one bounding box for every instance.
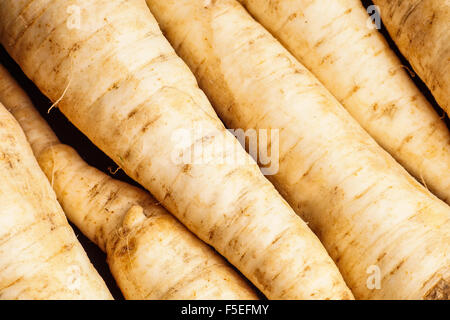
[373,0,450,116]
[0,102,112,300]
[0,0,352,299]
[236,0,450,204]
[144,0,450,300]
[0,64,258,300]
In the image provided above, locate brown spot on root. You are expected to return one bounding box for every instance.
[1,276,24,291]
[253,268,268,291]
[314,38,325,48]
[7,159,14,169]
[375,103,398,118]
[345,85,361,100]
[61,243,75,253]
[397,135,413,151]
[228,238,240,251]
[239,251,247,262]
[127,109,138,119]
[287,13,297,21]
[424,277,449,300]
[271,233,284,245]
[0,151,18,169]
[96,225,105,243]
[117,238,136,257]
[107,233,121,253]
[389,259,405,275]
[271,272,281,281]
[376,252,387,262]
[88,182,101,199]
[225,167,240,178]
[43,243,75,265]
[320,54,333,65]
[354,183,376,200]
[104,189,119,207]
[123,149,131,160]
[182,164,191,173]
[373,49,383,57]
[141,115,162,133]
[302,162,316,178]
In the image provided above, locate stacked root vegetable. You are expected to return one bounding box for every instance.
[0,0,448,300]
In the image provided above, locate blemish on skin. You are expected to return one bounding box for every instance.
[182,164,191,173]
[123,149,131,160]
[314,38,325,48]
[389,68,398,76]
[71,43,81,53]
[271,272,281,281]
[376,252,387,262]
[117,238,136,257]
[404,135,413,143]
[373,49,383,57]
[389,259,405,275]
[127,109,138,119]
[105,190,119,206]
[320,54,332,65]
[302,165,313,177]
[271,233,283,245]
[348,85,360,97]
[141,115,162,133]
[381,103,397,118]
[239,251,247,262]
[424,277,450,300]
[287,13,297,21]
[397,134,414,152]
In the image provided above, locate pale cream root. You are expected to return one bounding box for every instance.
[39,144,260,300]
[144,0,450,300]
[373,0,450,117]
[0,64,258,300]
[238,0,450,204]
[0,102,112,300]
[0,1,352,299]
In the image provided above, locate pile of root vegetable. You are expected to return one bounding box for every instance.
[0,0,448,300]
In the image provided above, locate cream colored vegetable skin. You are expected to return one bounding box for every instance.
[373,0,450,116]
[0,64,258,300]
[0,101,112,300]
[144,0,450,300]
[238,0,450,204]
[0,0,352,299]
